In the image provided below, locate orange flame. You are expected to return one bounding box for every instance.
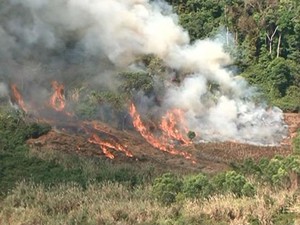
[88,134,115,159]
[129,103,195,162]
[91,122,133,157]
[160,109,190,145]
[129,103,172,152]
[88,132,133,159]
[49,81,65,111]
[11,84,27,112]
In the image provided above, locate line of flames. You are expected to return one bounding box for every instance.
[11,84,27,113]
[129,103,196,163]
[90,121,133,158]
[160,109,190,146]
[49,81,65,111]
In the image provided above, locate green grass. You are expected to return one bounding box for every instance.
[0,142,160,196]
[0,150,86,195]
[1,181,299,225]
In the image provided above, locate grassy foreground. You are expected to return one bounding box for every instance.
[0,181,299,225]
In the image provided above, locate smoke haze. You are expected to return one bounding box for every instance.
[0,82,8,97]
[0,0,287,145]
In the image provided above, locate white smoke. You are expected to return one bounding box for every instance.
[8,0,189,64]
[0,82,8,97]
[0,0,287,144]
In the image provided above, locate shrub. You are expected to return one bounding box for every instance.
[224,171,255,197]
[241,182,256,197]
[211,171,255,197]
[182,173,212,199]
[235,155,300,189]
[0,108,50,152]
[237,158,261,175]
[262,157,290,187]
[152,173,182,205]
[26,123,51,139]
[293,131,300,155]
[187,131,196,141]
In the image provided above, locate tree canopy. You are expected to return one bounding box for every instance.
[166,0,299,111]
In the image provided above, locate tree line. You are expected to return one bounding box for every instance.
[166,0,300,112]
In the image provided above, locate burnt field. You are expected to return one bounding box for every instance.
[27,113,299,174]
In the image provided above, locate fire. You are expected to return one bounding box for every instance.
[8,82,195,163]
[9,82,135,161]
[88,134,115,159]
[49,81,65,111]
[160,109,190,145]
[88,133,133,159]
[11,84,27,112]
[90,121,133,157]
[129,103,195,162]
[129,103,171,152]
[49,81,134,160]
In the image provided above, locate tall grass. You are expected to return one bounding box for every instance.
[0,181,298,225]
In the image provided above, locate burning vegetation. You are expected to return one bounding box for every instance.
[49,81,65,112]
[8,79,296,169]
[0,0,289,149]
[10,82,135,161]
[9,81,198,163]
[10,84,28,113]
[0,0,294,167]
[129,103,195,163]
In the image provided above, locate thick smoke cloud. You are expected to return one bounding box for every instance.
[0,0,188,90]
[0,0,287,145]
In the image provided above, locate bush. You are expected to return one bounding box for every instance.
[0,111,50,151]
[224,171,255,197]
[211,171,255,197]
[187,131,196,141]
[152,173,182,205]
[26,123,51,139]
[182,173,212,199]
[234,155,300,189]
[293,131,300,155]
[241,182,256,197]
[234,158,261,175]
[74,95,98,120]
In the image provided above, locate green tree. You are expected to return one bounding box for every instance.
[167,0,225,41]
[266,57,293,98]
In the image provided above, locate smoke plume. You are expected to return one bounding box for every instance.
[0,0,287,145]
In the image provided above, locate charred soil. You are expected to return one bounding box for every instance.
[27,113,299,174]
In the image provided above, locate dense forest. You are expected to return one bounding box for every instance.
[0,0,300,224]
[166,0,300,112]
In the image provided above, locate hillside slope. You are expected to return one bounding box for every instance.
[27,114,299,174]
